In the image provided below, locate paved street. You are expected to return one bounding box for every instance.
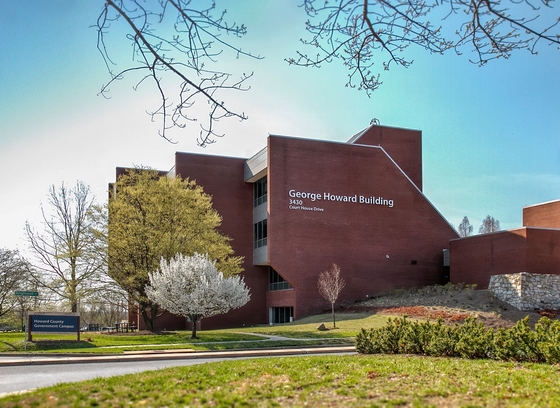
[0,346,355,397]
[0,357,230,397]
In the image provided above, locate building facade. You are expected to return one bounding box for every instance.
[450,200,560,289]
[119,125,459,330]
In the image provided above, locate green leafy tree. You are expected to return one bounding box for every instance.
[108,168,243,331]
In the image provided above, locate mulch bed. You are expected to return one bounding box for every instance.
[344,305,472,322]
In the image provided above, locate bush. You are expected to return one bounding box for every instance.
[357,315,560,364]
[454,317,493,359]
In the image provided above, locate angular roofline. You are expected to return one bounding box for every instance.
[523,199,560,209]
[347,123,422,144]
[376,145,457,235]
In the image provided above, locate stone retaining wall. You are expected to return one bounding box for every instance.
[488,272,560,311]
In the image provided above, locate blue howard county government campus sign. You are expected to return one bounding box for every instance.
[31,315,78,332]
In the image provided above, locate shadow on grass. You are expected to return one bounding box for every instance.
[32,340,97,351]
[0,341,18,351]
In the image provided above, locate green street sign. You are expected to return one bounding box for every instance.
[15,291,38,297]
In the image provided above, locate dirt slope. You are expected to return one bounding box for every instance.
[349,285,558,329]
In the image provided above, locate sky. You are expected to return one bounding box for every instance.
[1,0,559,253]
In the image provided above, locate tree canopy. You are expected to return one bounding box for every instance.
[458,216,474,237]
[0,248,31,321]
[108,168,243,330]
[25,182,106,313]
[479,215,501,234]
[146,252,250,338]
[98,0,559,144]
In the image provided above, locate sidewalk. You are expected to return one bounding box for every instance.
[0,345,356,366]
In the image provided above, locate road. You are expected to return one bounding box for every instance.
[0,356,238,396]
[0,347,355,397]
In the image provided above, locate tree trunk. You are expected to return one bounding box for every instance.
[190,314,199,339]
[331,303,336,328]
[140,303,160,331]
[140,308,153,331]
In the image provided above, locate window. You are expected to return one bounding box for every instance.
[270,307,293,324]
[254,219,267,248]
[269,267,291,291]
[253,176,267,207]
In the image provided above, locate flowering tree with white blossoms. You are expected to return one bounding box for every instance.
[146,253,250,338]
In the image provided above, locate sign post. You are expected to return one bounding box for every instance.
[14,291,39,350]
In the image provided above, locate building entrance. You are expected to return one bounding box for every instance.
[270,307,293,324]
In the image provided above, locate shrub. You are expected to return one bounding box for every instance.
[492,317,540,362]
[357,315,560,365]
[422,319,457,357]
[454,318,493,359]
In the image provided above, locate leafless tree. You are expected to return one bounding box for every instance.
[288,0,560,94]
[96,1,558,143]
[0,249,31,321]
[318,263,346,328]
[97,0,261,146]
[458,216,474,237]
[478,214,501,234]
[25,182,107,313]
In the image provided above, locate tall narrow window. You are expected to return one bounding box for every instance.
[253,176,267,207]
[254,219,267,248]
[269,267,291,291]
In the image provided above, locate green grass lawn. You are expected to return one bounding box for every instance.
[2,354,559,407]
[0,312,388,353]
[2,312,558,406]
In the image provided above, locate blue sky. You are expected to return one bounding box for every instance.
[1,1,559,251]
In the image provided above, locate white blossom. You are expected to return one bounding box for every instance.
[146,253,250,335]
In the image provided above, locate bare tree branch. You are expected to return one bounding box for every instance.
[25,182,107,312]
[318,263,346,328]
[289,0,559,95]
[97,0,261,146]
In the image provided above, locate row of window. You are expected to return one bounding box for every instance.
[255,177,291,323]
[254,176,267,207]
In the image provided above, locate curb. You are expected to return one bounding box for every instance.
[0,346,356,366]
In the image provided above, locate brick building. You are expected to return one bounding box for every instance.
[117,124,459,330]
[450,200,560,289]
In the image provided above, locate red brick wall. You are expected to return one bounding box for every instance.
[267,135,457,319]
[526,228,560,274]
[172,153,269,330]
[450,229,528,289]
[523,200,560,228]
[450,227,560,289]
[350,125,423,190]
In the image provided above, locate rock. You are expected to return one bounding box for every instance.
[317,323,328,331]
